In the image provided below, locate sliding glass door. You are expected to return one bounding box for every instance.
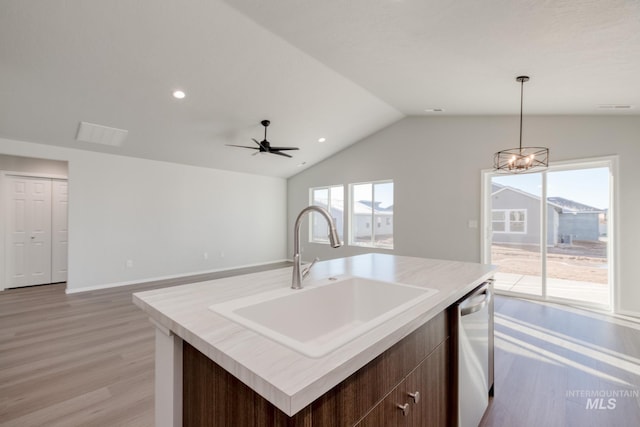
[490,173,543,297]
[483,158,614,309]
[545,167,610,304]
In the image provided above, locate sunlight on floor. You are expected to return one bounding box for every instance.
[520,297,640,331]
[482,296,640,426]
[496,314,640,378]
[495,330,633,387]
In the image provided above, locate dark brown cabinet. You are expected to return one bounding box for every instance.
[356,339,449,427]
[183,309,453,427]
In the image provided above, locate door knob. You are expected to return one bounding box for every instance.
[397,403,410,416]
[408,391,420,403]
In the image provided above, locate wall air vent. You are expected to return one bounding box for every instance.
[76,121,128,146]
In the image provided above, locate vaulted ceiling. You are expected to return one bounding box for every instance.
[1,0,638,178]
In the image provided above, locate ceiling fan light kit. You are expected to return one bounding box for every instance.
[494,76,549,174]
[226,120,300,158]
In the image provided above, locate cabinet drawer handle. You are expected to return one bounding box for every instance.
[397,403,410,416]
[408,391,420,403]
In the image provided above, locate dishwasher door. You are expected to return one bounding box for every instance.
[458,284,491,427]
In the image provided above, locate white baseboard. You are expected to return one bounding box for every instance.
[65,259,291,294]
[614,307,640,319]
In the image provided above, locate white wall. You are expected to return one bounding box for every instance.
[0,154,68,176]
[0,137,288,292]
[287,116,640,316]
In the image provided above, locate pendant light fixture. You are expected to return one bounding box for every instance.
[494,76,549,173]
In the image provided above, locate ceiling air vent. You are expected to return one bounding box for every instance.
[76,121,128,146]
[597,104,634,110]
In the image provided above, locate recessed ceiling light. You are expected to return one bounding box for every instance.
[424,108,445,113]
[172,90,186,99]
[318,137,326,143]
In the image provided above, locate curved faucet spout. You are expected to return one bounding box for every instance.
[292,206,341,289]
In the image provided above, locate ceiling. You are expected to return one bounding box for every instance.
[1,0,638,178]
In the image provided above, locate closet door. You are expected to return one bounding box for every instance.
[51,180,68,283]
[6,176,52,287]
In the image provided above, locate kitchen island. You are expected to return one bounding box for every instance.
[133,253,495,426]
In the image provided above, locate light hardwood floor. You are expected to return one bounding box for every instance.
[481,296,640,427]
[0,262,291,427]
[2,267,639,426]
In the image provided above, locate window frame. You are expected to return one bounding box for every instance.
[308,184,345,244]
[492,208,527,234]
[348,179,394,249]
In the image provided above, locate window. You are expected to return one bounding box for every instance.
[492,209,526,234]
[492,211,506,232]
[350,180,393,249]
[309,185,344,243]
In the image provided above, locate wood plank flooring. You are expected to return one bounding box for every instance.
[480,296,640,427]
[0,262,291,427]
[1,265,639,426]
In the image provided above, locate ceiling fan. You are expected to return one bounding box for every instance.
[227,120,299,158]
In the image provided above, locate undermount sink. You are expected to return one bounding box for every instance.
[209,275,438,358]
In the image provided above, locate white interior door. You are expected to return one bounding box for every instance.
[51,180,68,283]
[5,176,52,287]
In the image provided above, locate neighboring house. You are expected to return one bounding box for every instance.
[548,197,606,241]
[491,185,560,246]
[311,199,393,242]
[491,185,605,246]
[352,201,393,240]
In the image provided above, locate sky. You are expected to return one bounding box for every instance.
[493,167,610,210]
[352,182,394,208]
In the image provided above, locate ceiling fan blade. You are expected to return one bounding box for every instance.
[270,151,292,158]
[269,146,299,151]
[226,144,259,150]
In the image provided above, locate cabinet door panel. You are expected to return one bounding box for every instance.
[404,339,449,427]
[356,388,404,427]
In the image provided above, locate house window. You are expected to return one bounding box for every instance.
[309,185,344,243]
[349,180,394,249]
[492,209,527,234]
[492,211,506,232]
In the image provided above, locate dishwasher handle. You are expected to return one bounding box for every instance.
[460,286,491,317]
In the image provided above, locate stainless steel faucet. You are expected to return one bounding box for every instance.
[291,206,341,289]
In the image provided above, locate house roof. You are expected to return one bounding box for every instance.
[314,199,393,215]
[546,197,605,213]
[492,185,605,213]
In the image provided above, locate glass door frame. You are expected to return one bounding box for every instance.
[481,155,619,311]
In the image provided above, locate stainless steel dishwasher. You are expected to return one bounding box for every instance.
[457,283,492,427]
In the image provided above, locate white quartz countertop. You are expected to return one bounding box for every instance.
[132,254,496,416]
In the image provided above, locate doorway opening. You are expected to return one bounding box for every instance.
[0,154,69,291]
[482,157,616,310]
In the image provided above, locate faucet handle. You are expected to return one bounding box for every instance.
[302,257,320,279]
